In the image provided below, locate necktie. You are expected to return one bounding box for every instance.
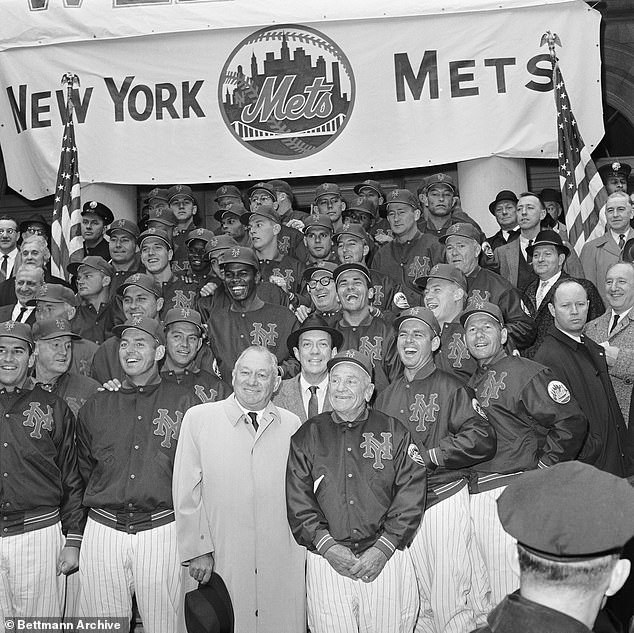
[536,281,548,308]
[609,313,620,334]
[525,239,533,262]
[16,306,27,323]
[0,255,8,283]
[247,411,259,432]
[307,385,319,419]
[619,234,626,250]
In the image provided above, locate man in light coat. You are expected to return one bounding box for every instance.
[173,346,306,633]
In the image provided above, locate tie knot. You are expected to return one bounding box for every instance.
[309,385,319,395]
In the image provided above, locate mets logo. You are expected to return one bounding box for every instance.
[372,285,384,307]
[407,256,431,280]
[218,25,355,159]
[479,370,507,407]
[360,432,393,470]
[408,393,440,432]
[194,385,218,404]
[153,409,183,449]
[467,289,491,309]
[172,290,196,310]
[447,333,470,368]
[250,322,278,347]
[22,402,53,439]
[277,236,291,255]
[358,336,383,363]
[271,268,295,287]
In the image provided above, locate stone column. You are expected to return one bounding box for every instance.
[457,157,527,237]
[80,183,138,223]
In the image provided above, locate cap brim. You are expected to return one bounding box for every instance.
[327,356,372,379]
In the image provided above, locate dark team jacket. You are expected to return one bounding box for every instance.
[28,371,101,417]
[158,274,199,321]
[171,221,197,274]
[371,230,445,306]
[435,320,478,383]
[71,301,116,345]
[0,385,85,543]
[160,367,231,405]
[467,351,587,491]
[258,253,305,298]
[368,268,405,324]
[533,328,632,477]
[76,380,199,515]
[465,265,536,351]
[376,362,495,509]
[336,313,396,392]
[206,297,299,381]
[286,408,427,559]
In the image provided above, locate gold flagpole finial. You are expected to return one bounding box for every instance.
[540,31,562,60]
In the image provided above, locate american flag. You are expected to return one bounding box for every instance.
[51,92,83,280]
[554,58,607,256]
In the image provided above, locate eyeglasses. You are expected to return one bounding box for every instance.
[25,227,45,236]
[0,229,16,235]
[307,276,333,289]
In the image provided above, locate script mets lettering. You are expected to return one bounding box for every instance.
[372,285,385,306]
[22,402,54,439]
[194,385,218,404]
[171,290,196,310]
[277,236,291,255]
[480,370,508,407]
[360,432,393,470]
[250,322,279,347]
[152,409,183,449]
[358,336,383,363]
[447,333,470,368]
[407,256,431,280]
[408,393,440,432]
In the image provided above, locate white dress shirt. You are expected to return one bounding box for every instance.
[299,374,329,415]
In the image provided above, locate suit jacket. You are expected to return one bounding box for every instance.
[0,303,36,326]
[585,309,634,420]
[580,232,622,304]
[272,374,331,423]
[522,273,605,358]
[486,228,519,252]
[496,238,585,291]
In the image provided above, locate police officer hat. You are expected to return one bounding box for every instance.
[498,462,634,561]
[598,161,632,182]
[82,201,114,226]
[184,574,234,633]
[286,314,344,354]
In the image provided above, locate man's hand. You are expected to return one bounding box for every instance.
[199,281,219,298]
[269,275,288,292]
[324,544,358,579]
[100,378,122,392]
[57,545,79,576]
[373,233,393,245]
[286,219,305,232]
[599,341,619,366]
[349,546,388,583]
[294,305,312,323]
[188,553,214,585]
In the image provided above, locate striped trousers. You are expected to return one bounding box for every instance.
[307,548,418,633]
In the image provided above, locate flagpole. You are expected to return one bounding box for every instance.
[51,73,84,281]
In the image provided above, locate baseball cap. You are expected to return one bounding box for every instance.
[163,307,204,335]
[247,182,277,201]
[143,208,177,229]
[333,263,372,286]
[302,261,338,283]
[440,223,482,245]
[459,301,505,328]
[241,207,282,226]
[420,173,458,194]
[342,200,377,220]
[82,201,114,225]
[113,316,165,345]
[214,184,242,202]
[385,189,418,209]
[393,307,441,336]
[185,228,216,248]
[0,321,33,347]
[27,283,76,307]
[498,461,634,561]
[107,218,140,240]
[315,183,341,200]
[415,263,468,292]
[219,246,259,270]
[327,349,373,379]
[205,235,239,258]
[353,179,385,198]
[146,188,170,203]
[167,185,196,203]
[303,215,333,234]
[32,318,80,341]
[333,223,370,245]
[116,273,161,298]
[267,180,294,199]
[138,228,173,249]
[67,256,114,278]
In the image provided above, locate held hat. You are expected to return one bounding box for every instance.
[184,574,234,633]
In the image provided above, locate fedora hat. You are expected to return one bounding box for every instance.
[184,574,234,633]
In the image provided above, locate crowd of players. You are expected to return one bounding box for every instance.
[1,162,634,633]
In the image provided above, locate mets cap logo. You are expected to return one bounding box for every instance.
[4,321,16,331]
[116,219,126,227]
[55,319,67,330]
[219,186,228,195]
[219,25,355,159]
[390,190,399,200]
[430,265,440,274]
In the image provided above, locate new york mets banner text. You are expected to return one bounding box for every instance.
[0,0,602,199]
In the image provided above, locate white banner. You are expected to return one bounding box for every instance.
[0,0,603,200]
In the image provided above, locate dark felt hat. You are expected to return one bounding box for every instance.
[184,575,234,633]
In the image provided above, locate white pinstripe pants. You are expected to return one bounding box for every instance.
[307,548,418,633]
[469,487,519,608]
[409,487,492,633]
[0,523,65,626]
[79,518,181,633]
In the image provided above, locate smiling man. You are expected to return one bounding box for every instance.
[287,349,427,633]
[77,316,199,633]
[0,264,43,325]
[377,307,495,633]
[174,345,306,633]
[0,320,85,623]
